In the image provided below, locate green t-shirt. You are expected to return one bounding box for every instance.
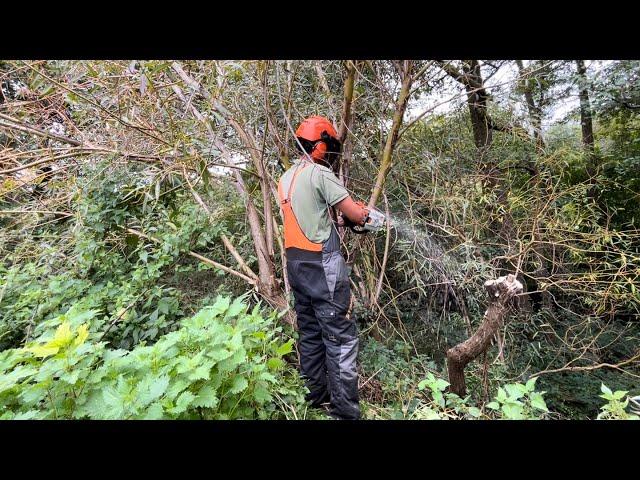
[279,159,349,243]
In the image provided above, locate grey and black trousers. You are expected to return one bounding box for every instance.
[286,231,360,420]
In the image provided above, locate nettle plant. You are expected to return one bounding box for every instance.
[0,295,308,420]
[597,384,640,420]
[413,372,482,420]
[486,377,549,420]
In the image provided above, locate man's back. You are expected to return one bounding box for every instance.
[279,159,348,244]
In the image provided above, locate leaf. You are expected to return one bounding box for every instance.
[417,379,429,391]
[225,297,246,319]
[229,376,248,394]
[101,387,125,418]
[266,357,284,371]
[253,383,271,404]
[505,384,525,400]
[140,375,169,405]
[210,296,231,317]
[193,386,219,409]
[0,365,37,394]
[51,321,74,348]
[74,323,89,346]
[434,378,450,391]
[60,369,81,385]
[529,392,549,412]
[158,298,171,315]
[188,364,211,382]
[276,339,294,357]
[171,391,196,415]
[486,402,500,410]
[525,377,537,392]
[502,402,525,420]
[496,387,507,402]
[166,379,189,400]
[601,383,613,396]
[142,403,164,420]
[13,410,42,420]
[467,407,482,418]
[416,407,441,420]
[613,390,628,400]
[26,344,60,358]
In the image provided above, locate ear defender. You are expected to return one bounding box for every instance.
[311,140,328,161]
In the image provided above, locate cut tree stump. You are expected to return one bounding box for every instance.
[446,274,524,397]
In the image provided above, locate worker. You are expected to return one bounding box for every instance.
[278,115,370,420]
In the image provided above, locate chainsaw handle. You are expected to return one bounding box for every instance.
[348,224,368,234]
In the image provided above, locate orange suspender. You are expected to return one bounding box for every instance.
[278,164,323,252]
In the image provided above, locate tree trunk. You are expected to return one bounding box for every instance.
[368,60,414,209]
[338,60,357,185]
[170,62,293,325]
[438,60,496,187]
[516,60,546,151]
[576,60,597,182]
[446,274,524,397]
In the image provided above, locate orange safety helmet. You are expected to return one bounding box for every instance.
[295,116,341,162]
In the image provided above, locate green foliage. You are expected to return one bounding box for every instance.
[0,295,308,420]
[485,377,549,420]
[597,383,640,420]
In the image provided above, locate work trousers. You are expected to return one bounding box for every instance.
[286,243,360,420]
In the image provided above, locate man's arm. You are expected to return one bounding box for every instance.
[335,196,368,226]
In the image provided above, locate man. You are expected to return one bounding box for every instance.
[278,115,370,420]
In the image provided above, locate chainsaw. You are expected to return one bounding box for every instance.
[342,202,387,234]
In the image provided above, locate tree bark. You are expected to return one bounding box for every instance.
[338,60,357,184]
[170,63,293,324]
[516,60,546,151]
[446,274,524,397]
[368,61,414,209]
[576,60,597,180]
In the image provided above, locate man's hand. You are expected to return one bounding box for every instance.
[335,196,369,226]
